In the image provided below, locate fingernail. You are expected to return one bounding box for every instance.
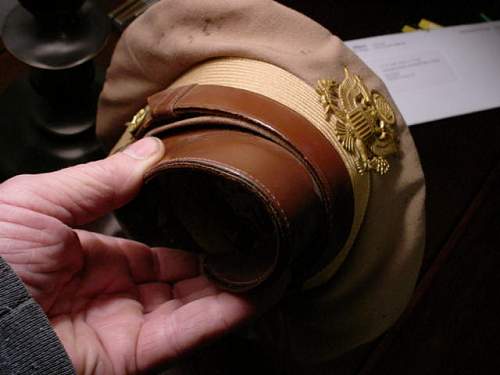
[123,137,162,160]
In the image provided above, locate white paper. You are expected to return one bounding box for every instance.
[345,21,500,125]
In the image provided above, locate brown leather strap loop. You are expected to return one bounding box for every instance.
[138,128,323,291]
[145,84,354,277]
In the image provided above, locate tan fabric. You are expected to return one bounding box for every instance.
[96,0,425,363]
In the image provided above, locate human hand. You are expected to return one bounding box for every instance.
[0,138,255,374]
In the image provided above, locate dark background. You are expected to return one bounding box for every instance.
[282,0,500,39]
[1,1,500,374]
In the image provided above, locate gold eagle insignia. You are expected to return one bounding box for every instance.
[316,67,399,175]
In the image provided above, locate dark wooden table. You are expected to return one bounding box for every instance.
[1,1,500,374]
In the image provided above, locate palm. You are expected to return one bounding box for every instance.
[0,209,252,374]
[0,142,262,374]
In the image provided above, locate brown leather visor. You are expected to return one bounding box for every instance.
[116,84,354,291]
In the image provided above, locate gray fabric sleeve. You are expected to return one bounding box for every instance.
[0,257,75,374]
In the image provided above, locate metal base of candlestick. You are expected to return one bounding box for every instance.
[0,73,105,181]
[2,1,109,70]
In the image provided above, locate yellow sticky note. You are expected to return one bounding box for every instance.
[402,25,417,32]
[418,18,443,30]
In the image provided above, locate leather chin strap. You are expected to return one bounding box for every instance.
[113,58,366,291]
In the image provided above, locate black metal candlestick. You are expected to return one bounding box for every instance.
[0,0,110,180]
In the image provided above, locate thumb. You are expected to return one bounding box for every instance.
[0,137,165,226]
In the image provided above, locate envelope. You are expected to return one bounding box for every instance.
[345,21,500,125]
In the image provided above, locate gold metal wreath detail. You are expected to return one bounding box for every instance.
[316,67,399,175]
[125,105,151,137]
